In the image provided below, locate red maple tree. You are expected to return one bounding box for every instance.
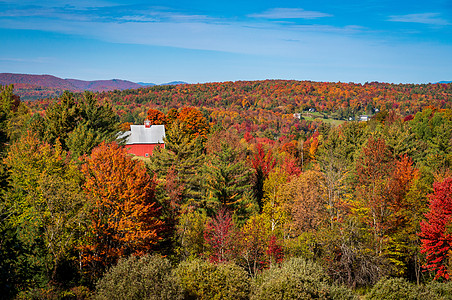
[204,209,236,263]
[420,177,452,280]
[251,143,277,211]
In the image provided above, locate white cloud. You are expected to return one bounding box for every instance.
[388,13,450,26]
[0,57,55,64]
[248,8,332,19]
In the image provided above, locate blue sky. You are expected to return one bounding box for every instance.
[0,0,451,84]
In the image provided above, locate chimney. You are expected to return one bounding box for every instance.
[144,119,151,128]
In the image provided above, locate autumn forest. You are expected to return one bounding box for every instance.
[2,80,452,299]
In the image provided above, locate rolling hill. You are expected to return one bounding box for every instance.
[0,73,143,101]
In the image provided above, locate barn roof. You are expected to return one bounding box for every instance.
[120,124,165,145]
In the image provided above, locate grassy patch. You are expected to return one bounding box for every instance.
[302,114,346,126]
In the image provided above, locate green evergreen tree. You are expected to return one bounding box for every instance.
[149,120,205,209]
[41,91,121,157]
[43,91,80,149]
[203,142,252,214]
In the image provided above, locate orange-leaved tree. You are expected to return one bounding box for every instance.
[177,107,209,139]
[355,136,393,254]
[146,108,166,125]
[80,141,163,279]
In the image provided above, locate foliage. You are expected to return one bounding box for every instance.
[80,142,163,279]
[4,132,85,288]
[146,108,166,125]
[148,120,205,208]
[204,209,237,263]
[9,80,452,295]
[96,254,182,300]
[424,280,452,299]
[282,169,327,233]
[175,106,209,140]
[251,143,276,211]
[251,257,355,300]
[420,177,452,280]
[262,168,290,233]
[354,136,394,255]
[0,84,21,150]
[40,91,121,157]
[203,142,251,213]
[365,277,429,300]
[176,210,207,259]
[175,258,250,300]
[238,214,271,276]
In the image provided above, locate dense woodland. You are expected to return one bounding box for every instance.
[2,80,452,299]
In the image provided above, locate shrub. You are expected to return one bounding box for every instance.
[424,281,452,299]
[366,277,423,300]
[95,254,182,300]
[15,285,92,300]
[65,286,92,299]
[15,287,61,300]
[175,258,250,300]
[251,256,356,299]
[327,284,358,300]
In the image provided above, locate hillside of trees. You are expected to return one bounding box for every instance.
[0,73,144,101]
[2,80,452,299]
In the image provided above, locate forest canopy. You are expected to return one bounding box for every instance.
[2,80,452,299]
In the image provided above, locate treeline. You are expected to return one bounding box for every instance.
[28,80,452,147]
[2,82,452,299]
[29,79,452,118]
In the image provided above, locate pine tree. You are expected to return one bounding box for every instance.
[149,120,205,209]
[203,142,251,213]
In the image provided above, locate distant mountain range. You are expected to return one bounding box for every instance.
[0,73,188,101]
[137,82,156,86]
[438,81,452,84]
[0,73,142,92]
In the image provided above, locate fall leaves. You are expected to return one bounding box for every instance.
[80,142,162,277]
[6,80,452,298]
[4,137,164,281]
[420,178,452,280]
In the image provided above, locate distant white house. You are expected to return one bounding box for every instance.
[359,115,370,122]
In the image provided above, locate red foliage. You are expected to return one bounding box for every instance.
[403,114,414,122]
[204,209,236,263]
[244,131,254,143]
[251,143,276,178]
[251,143,277,211]
[266,235,284,265]
[281,140,298,157]
[282,155,301,176]
[420,177,452,280]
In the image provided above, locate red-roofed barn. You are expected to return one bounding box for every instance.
[121,120,165,157]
